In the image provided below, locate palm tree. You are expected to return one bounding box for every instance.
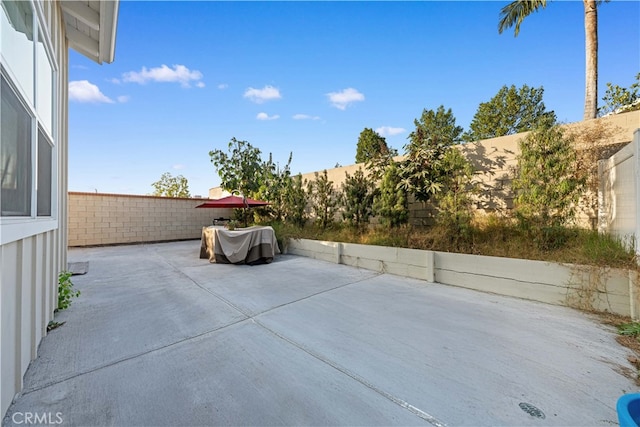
[498,0,602,120]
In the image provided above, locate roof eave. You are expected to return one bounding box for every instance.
[98,0,119,64]
[63,0,119,64]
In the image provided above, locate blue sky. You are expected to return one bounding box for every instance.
[68,0,640,197]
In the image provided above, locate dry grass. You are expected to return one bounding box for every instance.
[270,218,637,270]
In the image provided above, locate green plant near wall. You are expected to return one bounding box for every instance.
[512,119,586,249]
[619,322,640,338]
[57,271,80,311]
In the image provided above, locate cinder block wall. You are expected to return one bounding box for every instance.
[211,111,638,227]
[68,192,232,247]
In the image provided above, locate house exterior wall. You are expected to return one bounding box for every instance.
[67,193,233,246]
[0,1,67,418]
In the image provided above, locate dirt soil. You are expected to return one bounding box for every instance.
[592,312,640,386]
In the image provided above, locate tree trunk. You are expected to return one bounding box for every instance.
[583,0,598,120]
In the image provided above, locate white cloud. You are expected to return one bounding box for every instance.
[293,114,321,120]
[117,95,130,103]
[326,88,364,110]
[69,80,114,104]
[121,64,204,88]
[376,126,406,137]
[217,84,228,90]
[256,112,280,121]
[172,164,185,170]
[244,85,281,103]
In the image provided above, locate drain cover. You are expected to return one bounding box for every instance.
[519,402,546,419]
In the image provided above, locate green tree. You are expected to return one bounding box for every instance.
[341,168,376,228]
[372,162,408,227]
[434,149,476,235]
[600,72,640,116]
[355,128,397,164]
[209,138,263,197]
[255,153,293,222]
[282,174,308,227]
[463,84,556,142]
[307,170,339,230]
[399,105,463,202]
[498,0,605,120]
[151,172,190,198]
[364,141,400,183]
[512,119,585,242]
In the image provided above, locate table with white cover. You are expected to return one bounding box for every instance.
[199,225,280,265]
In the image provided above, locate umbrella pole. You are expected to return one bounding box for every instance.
[243,196,248,227]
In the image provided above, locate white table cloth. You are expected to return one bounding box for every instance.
[199,226,280,265]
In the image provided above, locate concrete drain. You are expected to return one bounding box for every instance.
[519,402,546,419]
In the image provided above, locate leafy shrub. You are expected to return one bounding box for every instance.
[434,148,477,237]
[512,120,585,249]
[57,271,80,311]
[307,170,339,230]
[341,168,376,228]
[372,162,408,228]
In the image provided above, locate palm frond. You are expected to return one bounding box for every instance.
[498,0,548,36]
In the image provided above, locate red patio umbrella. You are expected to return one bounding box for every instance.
[195,195,269,209]
[196,195,270,226]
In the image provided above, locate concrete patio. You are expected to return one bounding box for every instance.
[3,240,637,426]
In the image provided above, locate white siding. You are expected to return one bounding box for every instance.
[0,1,67,418]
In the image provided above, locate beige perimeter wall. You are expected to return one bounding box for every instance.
[210,110,640,228]
[68,193,232,247]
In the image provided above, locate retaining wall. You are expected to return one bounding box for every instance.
[287,238,640,319]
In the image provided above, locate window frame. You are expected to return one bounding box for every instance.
[0,0,59,244]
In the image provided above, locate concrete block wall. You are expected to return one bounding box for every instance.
[402,111,639,226]
[68,192,232,246]
[287,238,639,319]
[211,111,640,228]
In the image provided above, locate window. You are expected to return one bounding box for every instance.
[1,76,32,216]
[1,0,34,104]
[37,128,52,216]
[0,0,57,236]
[37,32,53,133]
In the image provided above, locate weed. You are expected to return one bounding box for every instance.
[619,322,640,337]
[57,271,80,311]
[271,216,637,269]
